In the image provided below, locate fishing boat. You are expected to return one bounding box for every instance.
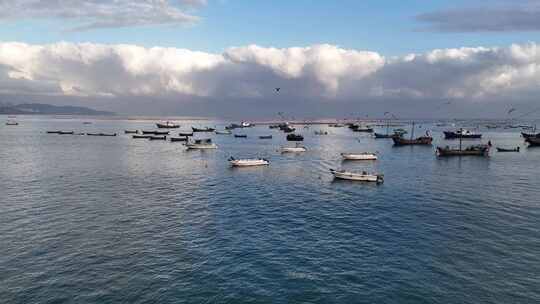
[228,157,269,167]
[374,132,397,139]
[179,131,194,137]
[234,134,247,138]
[215,130,231,135]
[286,133,304,141]
[392,122,432,146]
[259,135,272,139]
[192,127,215,132]
[443,129,482,139]
[170,137,188,142]
[437,145,490,156]
[141,130,157,135]
[282,125,296,133]
[185,138,217,149]
[149,135,167,141]
[153,130,170,135]
[330,169,384,183]
[341,152,378,160]
[124,130,139,134]
[525,137,540,146]
[351,124,374,133]
[132,135,152,139]
[156,121,180,128]
[496,147,520,152]
[280,144,307,153]
[521,132,540,139]
[5,121,18,126]
[86,133,117,137]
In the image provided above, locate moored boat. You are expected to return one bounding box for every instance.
[234,134,247,138]
[286,133,304,141]
[149,135,167,141]
[444,129,482,139]
[330,169,384,183]
[185,138,217,149]
[124,130,139,134]
[341,152,378,160]
[170,136,188,142]
[228,157,269,167]
[215,130,231,135]
[192,127,215,132]
[5,121,18,126]
[392,122,432,146]
[521,132,540,139]
[259,135,272,139]
[280,144,307,153]
[156,121,180,128]
[132,135,152,139]
[58,131,75,135]
[179,131,194,137]
[525,137,540,146]
[86,133,117,137]
[314,130,328,135]
[436,145,490,156]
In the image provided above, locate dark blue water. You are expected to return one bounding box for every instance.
[1,116,539,303]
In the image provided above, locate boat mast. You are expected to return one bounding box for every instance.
[459,128,463,150]
[410,122,415,140]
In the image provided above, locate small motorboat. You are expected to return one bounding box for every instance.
[132,135,152,139]
[86,133,117,137]
[156,121,180,128]
[142,130,157,135]
[496,147,520,152]
[185,138,217,149]
[192,127,215,132]
[149,135,167,141]
[47,131,62,134]
[241,121,253,128]
[153,130,170,135]
[215,130,231,135]
[280,144,307,153]
[124,130,139,134]
[5,121,19,126]
[170,136,188,142]
[234,134,247,138]
[179,131,194,137]
[341,152,378,160]
[330,169,384,183]
[286,133,304,141]
[58,131,75,135]
[259,135,272,139]
[229,157,269,167]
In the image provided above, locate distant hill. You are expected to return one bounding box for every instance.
[0,103,115,115]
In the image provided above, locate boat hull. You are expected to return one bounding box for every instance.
[229,159,269,167]
[341,153,377,160]
[525,137,540,146]
[330,169,383,183]
[393,136,433,145]
[436,146,489,156]
[443,131,482,139]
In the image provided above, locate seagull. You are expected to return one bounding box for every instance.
[275,87,280,92]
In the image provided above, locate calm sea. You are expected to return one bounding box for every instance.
[1,116,539,303]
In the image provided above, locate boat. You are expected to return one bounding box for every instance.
[124,130,139,134]
[443,129,482,139]
[282,125,296,133]
[156,121,180,128]
[521,132,540,139]
[259,135,272,139]
[142,130,157,135]
[286,133,304,141]
[170,137,188,142]
[46,131,62,134]
[185,138,217,149]
[330,169,384,183]
[234,134,247,138]
[215,130,231,135]
[525,137,540,146]
[86,133,117,137]
[280,144,307,153]
[328,123,344,127]
[392,122,432,146]
[314,130,328,135]
[132,135,152,139]
[225,123,241,130]
[341,152,378,160]
[351,124,374,133]
[228,157,269,167]
[192,127,215,132]
[149,135,167,141]
[179,131,194,137]
[241,122,252,128]
[5,121,18,126]
[437,145,490,156]
[496,147,520,152]
[153,131,170,135]
[83,122,92,125]
[58,131,75,135]
[374,132,398,139]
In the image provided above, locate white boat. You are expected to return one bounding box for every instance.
[5,121,18,126]
[215,130,232,135]
[341,152,377,160]
[156,121,180,128]
[241,121,252,128]
[185,138,217,149]
[330,169,384,183]
[229,157,269,167]
[280,144,307,153]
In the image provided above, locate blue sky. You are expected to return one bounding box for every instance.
[1,0,538,55]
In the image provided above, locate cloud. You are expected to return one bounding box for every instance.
[0,0,205,31]
[416,1,540,32]
[1,41,540,116]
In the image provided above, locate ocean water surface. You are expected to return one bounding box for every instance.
[1,116,539,303]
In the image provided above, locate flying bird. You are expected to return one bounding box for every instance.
[275,88,280,92]
[507,108,516,115]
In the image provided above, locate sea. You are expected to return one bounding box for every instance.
[1,116,539,304]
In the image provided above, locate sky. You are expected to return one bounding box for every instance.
[1,0,540,119]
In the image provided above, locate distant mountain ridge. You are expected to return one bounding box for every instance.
[0,103,115,115]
